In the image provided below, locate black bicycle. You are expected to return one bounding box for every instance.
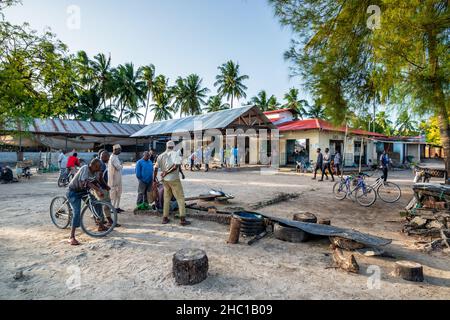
[50,189,117,237]
[57,169,76,188]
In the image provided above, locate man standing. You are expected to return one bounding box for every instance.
[154,141,191,226]
[67,159,106,246]
[108,144,124,213]
[136,151,154,205]
[312,148,326,180]
[334,149,342,176]
[204,145,211,172]
[380,150,390,182]
[58,150,69,179]
[149,148,158,163]
[96,151,120,228]
[320,148,334,182]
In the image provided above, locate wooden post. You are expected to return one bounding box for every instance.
[172,249,208,285]
[227,216,241,244]
[359,138,364,173]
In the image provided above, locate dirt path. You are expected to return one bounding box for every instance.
[0,169,449,300]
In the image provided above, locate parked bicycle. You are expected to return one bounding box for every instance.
[333,173,377,207]
[360,171,402,203]
[50,188,117,237]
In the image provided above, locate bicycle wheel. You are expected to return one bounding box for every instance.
[355,186,377,207]
[80,201,117,238]
[50,196,71,229]
[57,176,66,188]
[377,182,402,203]
[333,181,347,200]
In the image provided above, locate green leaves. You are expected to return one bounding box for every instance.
[214,60,249,108]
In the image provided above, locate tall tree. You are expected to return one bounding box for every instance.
[306,104,327,120]
[91,53,112,109]
[395,111,419,136]
[204,95,230,113]
[113,63,145,123]
[248,90,272,111]
[173,74,209,116]
[375,111,394,136]
[150,74,173,122]
[270,0,450,178]
[284,88,308,118]
[140,64,156,124]
[214,60,249,108]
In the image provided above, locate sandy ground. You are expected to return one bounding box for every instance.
[0,167,449,300]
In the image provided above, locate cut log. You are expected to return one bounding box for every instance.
[330,236,366,251]
[332,247,359,273]
[410,216,428,229]
[293,212,318,224]
[393,261,424,282]
[172,249,208,285]
[227,217,241,244]
[318,219,331,225]
[274,223,309,243]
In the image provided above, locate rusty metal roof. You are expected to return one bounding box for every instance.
[132,106,276,138]
[13,119,146,137]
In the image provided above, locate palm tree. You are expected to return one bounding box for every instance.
[284,88,308,118]
[151,74,174,122]
[396,111,419,136]
[173,74,209,116]
[204,95,230,113]
[91,53,112,109]
[74,86,116,122]
[74,51,95,90]
[214,60,249,108]
[267,95,280,111]
[375,111,394,135]
[114,63,145,123]
[140,64,156,124]
[248,90,280,111]
[306,104,327,119]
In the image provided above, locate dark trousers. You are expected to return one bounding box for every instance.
[137,181,152,205]
[322,162,334,181]
[313,163,326,179]
[335,164,341,176]
[382,167,388,182]
[190,159,195,171]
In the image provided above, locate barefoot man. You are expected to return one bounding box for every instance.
[108,144,124,213]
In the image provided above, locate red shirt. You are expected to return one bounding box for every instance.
[67,156,80,168]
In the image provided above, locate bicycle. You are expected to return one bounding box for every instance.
[360,171,402,203]
[57,168,76,188]
[333,173,377,207]
[50,188,117,238]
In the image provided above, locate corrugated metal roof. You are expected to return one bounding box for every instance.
[132,106,275,138]
[14,119,146,137]
[278,119,387,137]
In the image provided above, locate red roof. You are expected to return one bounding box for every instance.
[277,119,386,137]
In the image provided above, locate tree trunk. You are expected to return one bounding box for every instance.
[394,261,424,282]
[428,28,449,183]
[172,249,208,285]
[143,92,151,125]
[227,216,241,244]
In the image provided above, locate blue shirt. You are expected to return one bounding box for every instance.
[136,158,154,184]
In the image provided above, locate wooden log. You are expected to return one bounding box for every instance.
[293,212,318,224]
[172,249,208,285]
[274,223,309,243]
[318,219,331,225]
[332,247,359,273]
[393,261,424,282]
[330,236,366,250]
[227,217,241,244]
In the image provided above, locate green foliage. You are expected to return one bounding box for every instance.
[284,88,308,118]
[420,116,442,145]
[173,74,209,116]
[150,75,174,122]
[214,61,249,108]
[204,95,230,113]
[248,90,280,111]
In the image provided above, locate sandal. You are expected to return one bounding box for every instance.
[69,238,80,246]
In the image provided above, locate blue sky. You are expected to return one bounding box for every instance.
[5,0,304,119]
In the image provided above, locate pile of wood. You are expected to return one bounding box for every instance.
[404,185,450,251]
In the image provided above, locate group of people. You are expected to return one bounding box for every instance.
[188,145,241,171]
[312,148,341,182]
[65,142,190,246]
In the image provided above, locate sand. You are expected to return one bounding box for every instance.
[0,168,449,300]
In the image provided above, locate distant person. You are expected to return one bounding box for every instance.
[154,141,190,226]
[312,148,327,180]
[320,148,334,182]
[204,146,211,172]
[225,145,231,168]
[108,144,124,213]
[149,148,158,163]
[334,149,342,176]
[0,166,13,184]
[58,150,69,178]
[233,146,239,167]
[380,150,390,182]
[66,152,81,175]
[67,159,106,246]
[135,151,154,206]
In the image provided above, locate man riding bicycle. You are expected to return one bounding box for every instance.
[67,158,107,246]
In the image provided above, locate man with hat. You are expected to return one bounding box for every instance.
[153,141,191,226]
[108,144,124,213]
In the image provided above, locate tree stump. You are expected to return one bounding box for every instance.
[332,247,359,273]
[293,212,317,223]
[274,223,309,243]
[227,216,241,244]
[393,261,424,282]
[172,249,208,285]
[318,219,331,225]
